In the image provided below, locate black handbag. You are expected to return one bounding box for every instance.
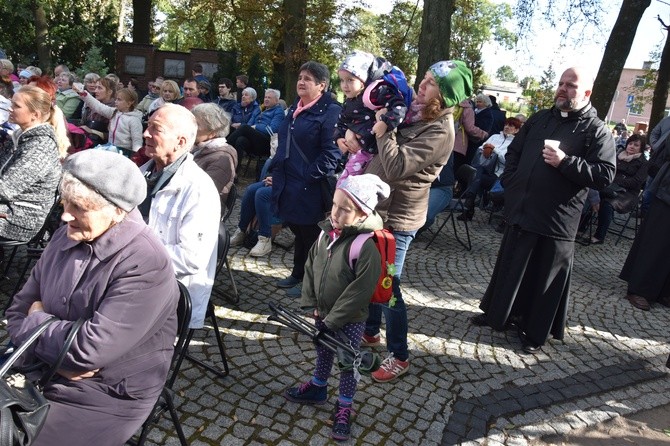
[0,317,85,446]
[601,183,626,199]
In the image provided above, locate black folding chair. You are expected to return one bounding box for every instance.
[425,165,476,251]
[131,281,191,446]
[608,191,643,245]
[180,300,230,379]
[216,221,239,304]
[221,183,237,224]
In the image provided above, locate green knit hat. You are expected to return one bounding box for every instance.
[429,60,473,108]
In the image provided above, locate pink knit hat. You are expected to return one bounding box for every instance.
[337,174,390,215]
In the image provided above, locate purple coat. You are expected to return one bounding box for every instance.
[6,209,178,446]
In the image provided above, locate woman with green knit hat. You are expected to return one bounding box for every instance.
[362,60,473,382]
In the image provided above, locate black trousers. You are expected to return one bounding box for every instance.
[287,223,321,281]
[227,125,271,158]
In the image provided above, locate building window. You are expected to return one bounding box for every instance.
[629,103,643,116]
[634,77,646,88]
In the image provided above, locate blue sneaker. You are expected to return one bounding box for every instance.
[276,275,300,288]
[284,381,327,405]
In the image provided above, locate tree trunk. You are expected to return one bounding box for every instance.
[31,0,51,71]
[591,0,651,121]
[416,0,456,91]
[132,0,152,44]
[649,21,670,131]
[283,0,307,105]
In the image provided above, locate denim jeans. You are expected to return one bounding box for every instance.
[238,181,272,237]
[364,230,417,362]
[422,186,453,230]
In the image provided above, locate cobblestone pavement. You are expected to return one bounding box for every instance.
[1,181,669,446]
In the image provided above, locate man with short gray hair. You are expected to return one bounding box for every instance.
[140,103,220,329]
[54,64,69,77]
[227,87,285,160]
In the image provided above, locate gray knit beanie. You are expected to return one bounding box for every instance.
[63,150,147,212]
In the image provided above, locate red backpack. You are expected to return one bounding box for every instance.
[348,229,396,304]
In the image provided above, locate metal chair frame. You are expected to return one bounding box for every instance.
[216,221,239,304]
[425,165,477,251]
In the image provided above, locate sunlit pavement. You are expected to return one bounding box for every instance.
[2,182,668,446]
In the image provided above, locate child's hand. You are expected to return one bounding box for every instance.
[336,138,349,154]
[372,120,388,138]
[345,129,362,153]
[375,108,388,121]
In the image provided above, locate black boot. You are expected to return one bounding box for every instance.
[457,195,475,221]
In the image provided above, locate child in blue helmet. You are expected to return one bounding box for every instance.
[334,50,410,182]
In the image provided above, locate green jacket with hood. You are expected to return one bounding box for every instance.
[300,212,383,330]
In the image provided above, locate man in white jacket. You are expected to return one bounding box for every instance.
[140,103,220,328]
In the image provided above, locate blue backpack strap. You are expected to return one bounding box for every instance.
[348,232,375,271]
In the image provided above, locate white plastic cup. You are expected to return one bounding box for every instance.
[544,139,560,150]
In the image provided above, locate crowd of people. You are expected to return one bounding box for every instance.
[1,50,670,444]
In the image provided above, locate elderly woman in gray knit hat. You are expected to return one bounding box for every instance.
[6,150,179,446]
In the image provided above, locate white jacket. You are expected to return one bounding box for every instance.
[142,154,221,328]
[477,131,515,177]
[82,93,143,151]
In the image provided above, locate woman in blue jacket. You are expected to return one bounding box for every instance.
[230,87,261,128]
[227,88,285,159]
[271,61,342,298]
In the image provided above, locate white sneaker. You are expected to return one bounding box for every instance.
[230,228,245,247]
[250,236,272,257]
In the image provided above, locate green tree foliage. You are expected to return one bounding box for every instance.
[496,65,518,83]
[337,0,514,89]
[450,0,516,89]
[77,46,110,79]
[526,64,556,115]
[513,0,652,121]
[520,76,539,94]
[376,1,421,79]
[0,1,38,64]
[0,0,118,72]
[336,7,384,63]
[155,0,339,99]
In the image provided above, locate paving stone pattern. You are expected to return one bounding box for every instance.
[1,180,669,445]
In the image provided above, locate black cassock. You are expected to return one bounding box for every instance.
[480,225,573,346]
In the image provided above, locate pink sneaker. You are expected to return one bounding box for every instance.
[360,333,381,347]
[371,355,409,383]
